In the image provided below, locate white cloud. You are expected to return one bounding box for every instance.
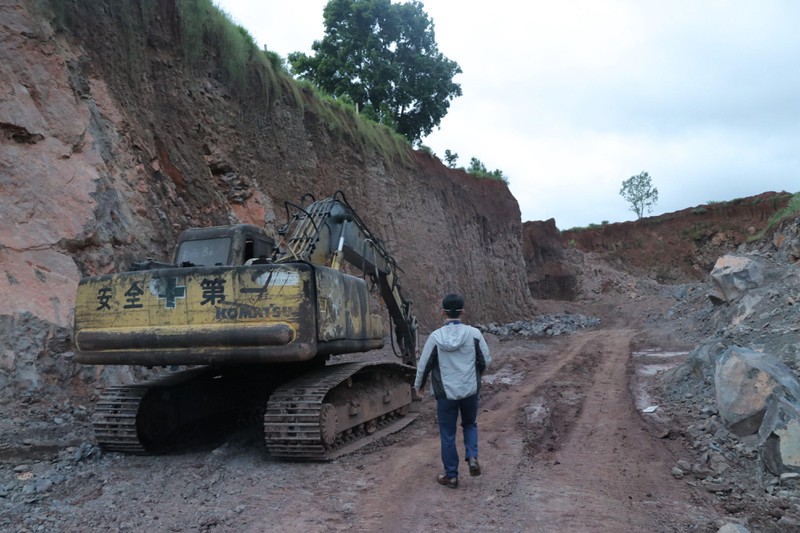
[217,0,800,229]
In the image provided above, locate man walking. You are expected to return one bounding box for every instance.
[414,293,491,489]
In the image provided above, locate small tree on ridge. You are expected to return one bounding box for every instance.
[620,171,658,219]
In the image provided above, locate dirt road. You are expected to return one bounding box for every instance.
[1,325,726,532]
[319,329,717,532]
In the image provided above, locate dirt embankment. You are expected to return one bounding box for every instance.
[561,192,791,282]
[523,192,792,301]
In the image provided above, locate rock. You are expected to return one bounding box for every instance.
[716,524,750,533]
[704,480,732,493]
[709,255,764,304]
[685,343,726,381]
[715,346,800,436]
[691,464,714,479]
[777,515,800,529]
[712,462,730,475]
[671,467,684,479]
[779,472,800,488]
[477,313,600,338]
[701,405,717,416]
[758,396,800,475]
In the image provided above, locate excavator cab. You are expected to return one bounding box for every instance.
[174,224,276,267]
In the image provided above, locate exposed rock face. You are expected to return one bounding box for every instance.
[771,217,800,264]
[0,1,532,395]
[520,194,790,302]
[521,219,577,300]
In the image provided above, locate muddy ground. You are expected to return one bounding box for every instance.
[0,295,797,532]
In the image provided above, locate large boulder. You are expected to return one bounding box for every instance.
[758,396,800,475]
[708,255,764,305]
[714,346,800,436]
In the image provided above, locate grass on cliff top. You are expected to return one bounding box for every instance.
[46,0,413,168]
[749,191,800,242]
[180,0,411,165]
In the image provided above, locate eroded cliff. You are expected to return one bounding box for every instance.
[522,192,792,302]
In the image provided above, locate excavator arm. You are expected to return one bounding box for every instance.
[278,191,418,366]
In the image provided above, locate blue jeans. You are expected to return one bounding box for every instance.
[436,394,479,478]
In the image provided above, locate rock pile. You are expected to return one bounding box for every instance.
[477,313,600,338]
[658,216,800,529]
[664,390,800,530]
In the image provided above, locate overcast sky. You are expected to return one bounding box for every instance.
[215,0,799,230]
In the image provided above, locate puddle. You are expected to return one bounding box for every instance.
[636,363,675,377]
[482,368,524,386]
[632,350,689,358]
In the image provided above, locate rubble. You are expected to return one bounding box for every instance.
[477,313,600,337]
[655,217,800,529]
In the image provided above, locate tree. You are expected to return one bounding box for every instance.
[466,157,508,184]
[288,0,462,143]
[620,171,659,219]
[444,149,458,168]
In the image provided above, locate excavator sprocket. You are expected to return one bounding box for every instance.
[263,362,416,460]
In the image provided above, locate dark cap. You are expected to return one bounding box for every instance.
[442,293,464,312]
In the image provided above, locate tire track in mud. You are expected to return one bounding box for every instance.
[333,331,608,532]
[516,329,715,532]
[333,329,717,532]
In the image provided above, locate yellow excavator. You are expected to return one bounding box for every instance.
[73,192,418,460]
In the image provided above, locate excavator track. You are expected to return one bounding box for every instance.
[92,386,148,454]
[264,362,415,460]
[91,367,280,455]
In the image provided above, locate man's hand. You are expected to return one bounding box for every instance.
[413,387,425,399]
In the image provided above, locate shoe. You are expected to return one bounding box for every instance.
[468,457,481,476]
[437,474,458,489]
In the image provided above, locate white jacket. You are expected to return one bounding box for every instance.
[414,322,491,400]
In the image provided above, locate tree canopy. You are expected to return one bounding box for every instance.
[620,171,659,219]
[288,0,462,143]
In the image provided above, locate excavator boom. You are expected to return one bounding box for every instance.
[279,192,417,365]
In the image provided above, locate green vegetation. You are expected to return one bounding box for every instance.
[288,0,462,144]
[293,80,413,166]
[465,158,508,184]
[620,171,659,219]
[749,192,800,241]
[417,144,434,157]
[682,222,713,243]
[444,150,459,169]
